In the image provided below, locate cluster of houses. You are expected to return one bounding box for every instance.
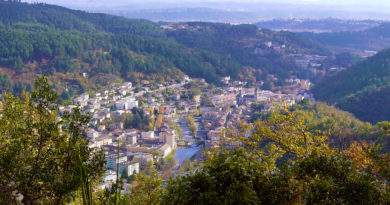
[59,71,314,190]
[197,77,311,148]
[293,54,329,75]
[59,78,191,190]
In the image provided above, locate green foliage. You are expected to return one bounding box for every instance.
[313,48,390,123]
[0,76,105,204]
[288,101,369,148]
[0,1,333,95]
[173,123,183,140]
[124,107,151,131]
[161,109,390,204]
[302,22,390,52]
[178,158,193,173]
[128,166,163,205]
[187,114,197,137]
[167,22,331,81]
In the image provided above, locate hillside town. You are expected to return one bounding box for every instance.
[59,74,313,190]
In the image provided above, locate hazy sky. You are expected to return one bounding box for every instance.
[24,0,390,6]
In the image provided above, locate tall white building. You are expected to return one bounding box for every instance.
[115,97,138,110]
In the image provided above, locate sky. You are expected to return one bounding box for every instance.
[24,0,390,7]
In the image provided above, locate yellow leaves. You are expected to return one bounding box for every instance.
[148,107,154,115]
[251,107,329,158]
[155,114,163,129]
[345,141,374,171]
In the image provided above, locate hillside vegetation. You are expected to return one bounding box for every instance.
[301,22,390,53]
[0,1,330,97]
[312,48,390,123]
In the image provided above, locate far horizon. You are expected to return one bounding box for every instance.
[20,0,390,21]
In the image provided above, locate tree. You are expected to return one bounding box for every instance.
[0,76,105,204]
[178,158,193,173]
[187,114,197,138]
[161,107,390,204]
[129,166,163,205]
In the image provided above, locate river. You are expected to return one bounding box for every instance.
[174,115,203,164]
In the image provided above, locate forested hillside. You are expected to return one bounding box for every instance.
[0,1,330,97]
[0,1,234,96]
[312,48,390,123]
[166,22,330,80]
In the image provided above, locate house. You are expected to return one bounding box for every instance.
[221,76,230,85]
[119,90,127,96]
[89,102,100,110]
[101,170,117,183]
[172,93,181,101]
[159,131,177,149]
[131,153,154,166]
[141,131,155,139]
[116,97,138,110]
[87,129,99,139]
[119,161,139,176]
[121,82,132,89]
[193,95,201,104]
[157,144,172,158]
[94,136,113,147]
[98,125,106,132]
[126,135,137,145]
[111,122,124,130]
[106,154,128,170]
[183,75,190,81]
[141,80,150,85]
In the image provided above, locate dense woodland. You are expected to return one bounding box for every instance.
[166,22,330,80]
[313,48,390,123]
[0,1,333,97]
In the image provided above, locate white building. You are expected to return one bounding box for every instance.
[126,135,137,145]
[73,93,89,107]
[158,144,172,158]
[141,131,155,139]
[87,129,99,139]
[116,97,138,110]
[106,154,128,170]
[119,162,139,176]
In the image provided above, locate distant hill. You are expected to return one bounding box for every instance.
[0,1,331,98]
[255,19,382,33]
[301,22,390,55]
[101,8,259,24]
[312,48,390,123]
[165,22,331,81]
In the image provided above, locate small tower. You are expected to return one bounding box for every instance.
[254,87,259,102]
[236,89,243,106]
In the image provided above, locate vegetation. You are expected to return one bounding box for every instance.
[0,1,334,98]
[2,80,390,204]
[124,107,152,131]
[160,108,390,204]
[302,22,390,52]
[167,22,331,81]
[129,165,163,205]
[0,76,105,204]
[312,48,390,123]
[173,123,184,140]
[187,114,197,137]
